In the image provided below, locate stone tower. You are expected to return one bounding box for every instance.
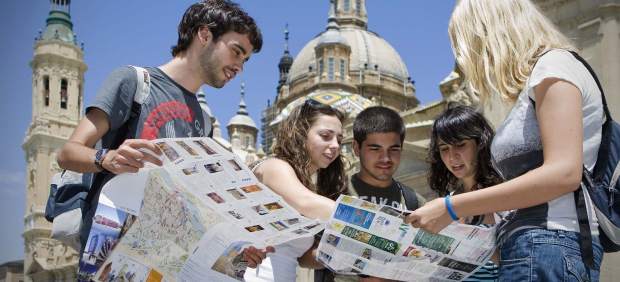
[227,83,258,152]
[277,24,294,93]
[314,0,352,87]
[22,0,87,280]
[333,0,368,29]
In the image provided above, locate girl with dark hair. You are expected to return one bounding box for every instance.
[428,105,501,281]
[244,99,347,282]
[429,106,502,197]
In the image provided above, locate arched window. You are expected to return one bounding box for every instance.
[245,136,251,148]
[60,78,68,109]
[318,60,324,77]
[43,75,50,107]
[356,0,361,16]
[328,57,335,81]
[344,0,350,12]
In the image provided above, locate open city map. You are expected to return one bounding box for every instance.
[317,195,496,281]
[76,137,496,282]
[77,137,322,282]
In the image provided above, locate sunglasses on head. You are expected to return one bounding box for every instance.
[300,99,325,114]
[304,99,323,108]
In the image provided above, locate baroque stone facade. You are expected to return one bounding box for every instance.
[260,0,439,205]
[226,83,263,164]
[262,0,419,156]
[22,0,86,281]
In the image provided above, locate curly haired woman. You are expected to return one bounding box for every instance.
[244,100,347,282]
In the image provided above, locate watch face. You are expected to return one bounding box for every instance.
[95,149,108,168]
[95,149,102,162]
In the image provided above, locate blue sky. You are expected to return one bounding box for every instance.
[0,1,455,263]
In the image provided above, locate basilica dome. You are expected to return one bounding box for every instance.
[262,0,420,156]
[287,27,410,85]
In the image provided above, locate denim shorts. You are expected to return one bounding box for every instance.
[498,228,602,282]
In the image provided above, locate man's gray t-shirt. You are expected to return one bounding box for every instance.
[80,66,212,251]
[87,66,212,146]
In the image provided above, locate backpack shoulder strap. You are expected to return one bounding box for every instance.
[398,182,419,210]
[204,114,213,137]
[568,51,611,122]
[565,52,603,268]
[130,66,151,105]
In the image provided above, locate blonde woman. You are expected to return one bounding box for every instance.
[406,0,605,280]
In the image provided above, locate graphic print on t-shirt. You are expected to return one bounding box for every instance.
[351,174,402,209]
[89,66,209,144]
[140,101,196,140]
[357,195,400,209]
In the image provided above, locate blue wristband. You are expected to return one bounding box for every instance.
[445,195,459,221]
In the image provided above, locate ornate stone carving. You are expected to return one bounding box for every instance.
[440,68,480,108]
[446,80,479,107]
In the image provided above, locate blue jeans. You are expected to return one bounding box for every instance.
[499,228,602,282]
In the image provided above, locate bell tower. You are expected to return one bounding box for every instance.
[227,83,258,153]
[314,0,352,89]
[277,24,294,94]
[22,0,87,280]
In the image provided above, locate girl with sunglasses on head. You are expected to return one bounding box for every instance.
[244,99,347,282]
[428,105,501,281]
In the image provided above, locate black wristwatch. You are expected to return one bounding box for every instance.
[94,148,109,172]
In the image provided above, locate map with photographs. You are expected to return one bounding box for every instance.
[77,137,323,282]
[317,195,496,281]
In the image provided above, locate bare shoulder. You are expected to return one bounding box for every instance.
[257,158,295,173]
[253,158,296,180]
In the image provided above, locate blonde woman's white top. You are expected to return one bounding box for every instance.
[491,49,604,245]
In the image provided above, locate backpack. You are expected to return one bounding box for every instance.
[44,66,151,250]
[568,52,620,268]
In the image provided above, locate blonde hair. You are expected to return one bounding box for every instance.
[448,0,576,102]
